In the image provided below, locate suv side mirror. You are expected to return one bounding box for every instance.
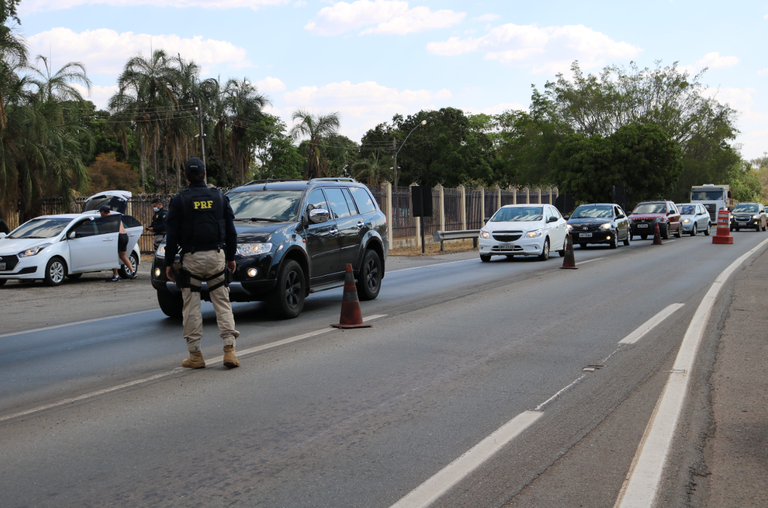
[309,208,330,224]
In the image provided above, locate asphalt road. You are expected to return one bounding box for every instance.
[0,231,765,507]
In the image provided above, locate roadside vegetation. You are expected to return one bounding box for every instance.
[0,1,764,224]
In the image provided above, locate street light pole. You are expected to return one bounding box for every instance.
[393,120,426,189]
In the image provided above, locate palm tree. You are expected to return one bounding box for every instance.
[290,109,340,180]
[351,151,392,186]
[223,78,268,184]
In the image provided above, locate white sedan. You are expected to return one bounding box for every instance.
[0,212,142,286]
[478,204,568,262]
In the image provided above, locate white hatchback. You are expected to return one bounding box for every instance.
[0,212,142,286]
[478,204,568,262]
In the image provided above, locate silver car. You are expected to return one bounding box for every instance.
[677,203,711,236]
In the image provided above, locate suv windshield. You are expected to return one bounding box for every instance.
[492,206,543,222]
[571,205,612,219]
[633,203,666,214]
[9,217,71,239]
[732,204,758,213]
[228,190,303,222]
[679,205,696,215]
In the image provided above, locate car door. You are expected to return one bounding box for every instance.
[324,187,360,273]
[66,217,116,271]
[304,188,339,283]
[547,206,567,251]
[614,205,628,240]
[698,204,709,229]
[120,215,143,255]
[667,202,681,233]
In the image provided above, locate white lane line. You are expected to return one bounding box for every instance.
[390,258,477,273]
[619,304,684,345]
[0,310,156,339]
[614,238,768,508]
[0,314,387,424]
[575,257,603,266]
[390,411,543,508]
[535,375,587,412]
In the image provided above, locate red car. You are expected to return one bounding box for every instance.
[629,200,682,240]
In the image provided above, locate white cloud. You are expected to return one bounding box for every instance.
[27,28,251,77]
[474,14,500,22]
[305,0,464,36]
[20,0,289,14]
[464,102,527,115]
[256,77,286,93]
[427,23,641,74]
[71,83,119,109]
[696,52,739,69]
[758,67,768,76]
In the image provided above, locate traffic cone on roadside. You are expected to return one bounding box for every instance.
[653,223,663,245]
[331,263,372,329]
[712,209,734,245]
[561,233,578,269]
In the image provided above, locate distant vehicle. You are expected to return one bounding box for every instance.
[690,184,734,222]
[151,178,388,319]
[566,203,630,249]
[677,203,711,236]
[0,191,141,286]
[729,202,767,232]
[478,204,567,262]
[629,201,682,240]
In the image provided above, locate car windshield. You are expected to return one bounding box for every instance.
[228,190,302,222]
[691,190,726,200]
[491,206,543,222]
[8,217,71,239]
[679,205,696,215]
[571,205,612,219]
[633,203,666,214]
[732,204,758,213]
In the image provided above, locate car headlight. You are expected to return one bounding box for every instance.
[566,224,573,231]
[525,229,543,238]
[682,218,691,223]
[18,243,51,257]
[480,231,490,239]
[599,223,611,230]
[156,245,166,258]
[236,243,273,257]
[753,215,760,219]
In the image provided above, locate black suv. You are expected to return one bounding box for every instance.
[151,178,389,319]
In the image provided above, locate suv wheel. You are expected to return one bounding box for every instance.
[269,260,305,319]
[357,249,382,301]
[157,291,183,318]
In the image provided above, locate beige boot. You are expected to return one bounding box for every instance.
[182,351,205,369]
[223,345,239,369]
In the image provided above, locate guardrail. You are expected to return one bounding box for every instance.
[433,229,481,251]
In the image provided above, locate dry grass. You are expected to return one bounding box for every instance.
[390,239,477,257]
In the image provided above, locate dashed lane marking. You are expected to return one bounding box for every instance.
[619,304,684,345]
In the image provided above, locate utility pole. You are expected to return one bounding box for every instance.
[198,99,206,166]
[392,137,398,189]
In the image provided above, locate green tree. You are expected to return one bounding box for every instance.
[87,152,140,193]
[290,109,340,179]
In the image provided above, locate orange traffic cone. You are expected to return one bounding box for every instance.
[561,233,577,269]
[331,263,372,329]
[653,223,663,245]
[712,209,734,244]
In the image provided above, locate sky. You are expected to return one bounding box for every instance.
[13,0,768,160]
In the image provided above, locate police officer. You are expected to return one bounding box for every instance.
[165,157,240,369]
[147,197,168,251]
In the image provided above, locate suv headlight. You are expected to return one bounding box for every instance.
[566,224,573,231]
[480,231,490,239]
[19,243,51,257]
[237,243,273,257]
[599,223,611,230]
[525,229,543,238]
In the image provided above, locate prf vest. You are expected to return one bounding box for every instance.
[178,186,226,253]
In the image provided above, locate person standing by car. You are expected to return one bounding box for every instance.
[147,197,168,251]
[164,157,240,370]
[99,205,136,282]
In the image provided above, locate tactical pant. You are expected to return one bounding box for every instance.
[153,234,165,252]
[181,250,239,353]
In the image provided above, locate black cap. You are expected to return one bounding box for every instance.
[98,205,110,213]
[184,157,206,178]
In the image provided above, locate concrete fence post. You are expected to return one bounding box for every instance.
[459,185,467,230]
[436,184,445,232]
[479,186,485,227]
[410,183,420,247]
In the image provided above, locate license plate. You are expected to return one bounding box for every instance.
[637,224,649,229]
[738,222,747,226]
[579,233,592,238]
[0,262,5,270]
[499,243,514,250]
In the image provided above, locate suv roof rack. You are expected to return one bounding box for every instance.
[310,177,358,183]
[243,179,303,186]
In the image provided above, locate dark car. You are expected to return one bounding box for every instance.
[566,203,630,249]
[729,202,767,232]
[151,178,389,319]
[629,200,682,240]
